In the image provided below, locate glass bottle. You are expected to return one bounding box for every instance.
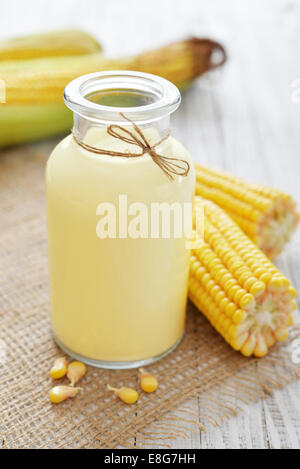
[46,71,195,369]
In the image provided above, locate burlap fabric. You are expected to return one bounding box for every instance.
[0,147,299,449]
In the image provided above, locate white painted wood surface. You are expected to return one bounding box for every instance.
[1,0,300,449]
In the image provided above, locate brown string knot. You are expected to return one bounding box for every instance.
[73,113,190,181]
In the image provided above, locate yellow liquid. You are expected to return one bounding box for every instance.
[46,127,195,363]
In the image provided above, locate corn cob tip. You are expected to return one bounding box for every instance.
[188,37,227,73]
[195,165,299,259]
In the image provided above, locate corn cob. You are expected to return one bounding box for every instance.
[0,29,102,61]
[0,104,73,147]
[0,38,226,105]
[0,37,225,147]
[195,164,299,258]
[189,197,297,358]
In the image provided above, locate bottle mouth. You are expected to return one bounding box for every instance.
[64,71,181,126]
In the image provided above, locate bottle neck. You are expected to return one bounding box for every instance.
[73,112,172,144]
[71,110,190,182]
[64,71,181,143]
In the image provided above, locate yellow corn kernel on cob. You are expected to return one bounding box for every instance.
[195,164,299,258]
[0,38,226,105]
[189,197,297,358]
[0,29,102,61]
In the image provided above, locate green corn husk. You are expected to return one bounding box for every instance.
[0,36,226,147]
[0,104,72,147]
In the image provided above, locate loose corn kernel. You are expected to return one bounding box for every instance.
[139,369,158,393]
[50,357,68,380]
[49,386,81,404]
[107,385,139,405]
[67,361,87,386]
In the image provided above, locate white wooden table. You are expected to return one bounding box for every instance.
[1,0,300,449]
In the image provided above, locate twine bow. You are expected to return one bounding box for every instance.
[73,113,190,181]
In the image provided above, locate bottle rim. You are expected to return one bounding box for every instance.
[64,71,181,125]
